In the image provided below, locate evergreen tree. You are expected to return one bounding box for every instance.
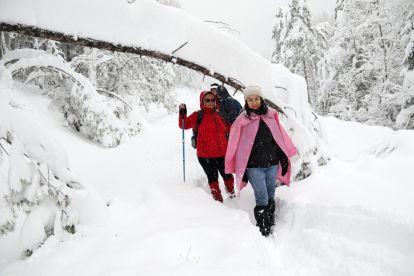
[396,4,414,128]
[318,0,412,127]
[271,0,327,106]
[0,64,88,256]
[271,8,285,64]
[402,7,414,71]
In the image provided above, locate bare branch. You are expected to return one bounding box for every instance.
[274,85,288,91]
[205,20,240,35]
[171,41,188,55]
[96,89,133,110]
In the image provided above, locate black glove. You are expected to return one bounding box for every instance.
[179,104,187,116]
[242,172,248,183]
[280,154,289,176]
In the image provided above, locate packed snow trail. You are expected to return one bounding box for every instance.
[1,86,414,276]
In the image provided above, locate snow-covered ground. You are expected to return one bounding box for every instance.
[1,85,414,276]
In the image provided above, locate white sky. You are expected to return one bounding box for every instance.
[180,0,336,59]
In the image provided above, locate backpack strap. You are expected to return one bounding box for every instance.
[193,110,204,135]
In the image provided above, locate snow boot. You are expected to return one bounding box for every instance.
[209,181,223,203]
[267,199,276,227]
[224,176,235,198]
[254,205,271,237]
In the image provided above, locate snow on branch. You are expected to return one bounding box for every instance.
[0,23,245,91]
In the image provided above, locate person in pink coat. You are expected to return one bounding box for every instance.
[225,85,297,236]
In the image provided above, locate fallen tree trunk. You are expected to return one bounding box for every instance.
[0,22,245,90]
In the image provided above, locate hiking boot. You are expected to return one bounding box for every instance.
[267,199,276,227]
[254,205,271,237]
[224,176,235,198]
[209,181,223,203]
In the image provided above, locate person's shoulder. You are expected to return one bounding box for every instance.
[266,107,278,116]
[233,99,242,108]
[229,97,241,104]
[188,110,201,118]
[267,107,277,113]
[190,109,202,114]
[223,97,241,109]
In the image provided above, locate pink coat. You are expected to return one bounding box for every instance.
[225,108,297,196]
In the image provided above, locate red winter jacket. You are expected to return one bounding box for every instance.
[179,91,229,158]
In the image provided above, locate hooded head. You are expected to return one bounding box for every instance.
[216,85,231,100]
[199,91,219,110]
[210,83,219,92]
[243,85,263,100]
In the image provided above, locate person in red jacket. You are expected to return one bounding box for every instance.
[178,91,234,202]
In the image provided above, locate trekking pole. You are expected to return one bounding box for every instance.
[182,117,186,182]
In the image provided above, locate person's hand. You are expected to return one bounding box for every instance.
[179,103,187,116]
[280,155,289,176]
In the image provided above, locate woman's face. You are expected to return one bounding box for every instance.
[246,95,261,110]
[203,94,216,109]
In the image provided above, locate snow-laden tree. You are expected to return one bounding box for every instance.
[0,31,65,60]
[92,51,177,113]
[271,8,285,64]
[1,32,178,114]
[318,0,413,127]
[173,64,206,90]
[396,7,414,129]
[70,47,111,88]
[404,31,414,72]
[0,64,108,257]
[271,0,327,107]
[1,49,133,147]
[269,71,330,181]
[1,30,181,132]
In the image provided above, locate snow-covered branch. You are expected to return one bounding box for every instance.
[0,23,245,91]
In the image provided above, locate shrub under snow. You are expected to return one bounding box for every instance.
[0,64,107,257]
[2,49,134,147]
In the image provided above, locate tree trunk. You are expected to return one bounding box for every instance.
[0,31,7,59]
[302,58,312,105]
[0,22,244,91]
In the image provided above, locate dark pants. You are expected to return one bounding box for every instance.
[197,157,232,183]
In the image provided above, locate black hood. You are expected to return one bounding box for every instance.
[216,85,231,100]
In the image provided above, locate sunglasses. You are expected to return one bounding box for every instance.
[204,98,216,103]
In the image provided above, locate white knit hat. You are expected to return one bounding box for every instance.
[243,85,263,100]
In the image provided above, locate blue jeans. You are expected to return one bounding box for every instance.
[246,165,278,207]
